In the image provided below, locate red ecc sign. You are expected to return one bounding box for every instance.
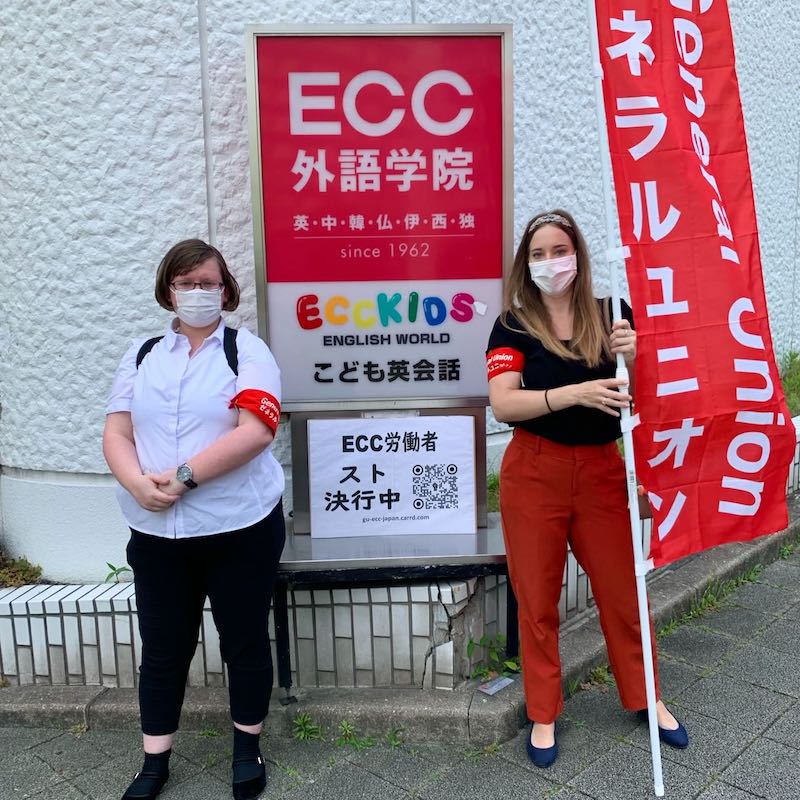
[255,35,504,284]
[248,29,509,406]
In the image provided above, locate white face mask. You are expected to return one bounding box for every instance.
[174,288,223,328]
[528,254,578,296]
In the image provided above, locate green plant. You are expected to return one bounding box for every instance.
[747,564,764,580]
[487,473,500,513]
[335,720,375,750]
[105,562,132,583]
[777,532,799,560]
[464,742,500,761]
[580,665,615,692]
[464,747,482,763]
[292,713,322,742]
[0,552,42,588]
[688,565,762,620]
[587,665,614,685]
[198,728,221,738]
[657,563,765,636]
[386,726,404,749]
[696,773,724,798]
[471,662,493,681]
[657,619,679,639]
[467,633,521,679]
[276,762,303,785]
[780,350,800,416]
[69,722,88,737]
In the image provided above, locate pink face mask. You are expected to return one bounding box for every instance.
[528,254,578,296]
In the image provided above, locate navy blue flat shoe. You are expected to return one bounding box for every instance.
[637,709,689,749]
[526,724,558,768]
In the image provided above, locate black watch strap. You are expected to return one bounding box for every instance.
[176,464,197,489]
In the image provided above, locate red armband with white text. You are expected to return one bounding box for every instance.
[486,347,524,379]
[229,390,281,435]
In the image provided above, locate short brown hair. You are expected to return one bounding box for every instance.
[154,239,240,312]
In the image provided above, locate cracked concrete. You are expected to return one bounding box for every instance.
[420,579,477,689]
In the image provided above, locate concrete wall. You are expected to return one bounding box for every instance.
[1,0,798,581]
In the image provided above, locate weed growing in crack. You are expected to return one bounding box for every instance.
[292,713,322,742]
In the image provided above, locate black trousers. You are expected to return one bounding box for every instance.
[127,501,286,736]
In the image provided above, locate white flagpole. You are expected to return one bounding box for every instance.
[586,1,665,796]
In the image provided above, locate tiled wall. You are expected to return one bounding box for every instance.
[0,582,262,690]
[286,578,511,690]
[0,571,568,691]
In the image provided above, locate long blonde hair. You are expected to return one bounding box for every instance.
[502,209,610,367]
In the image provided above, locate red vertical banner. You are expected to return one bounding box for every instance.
[594,1,795,567]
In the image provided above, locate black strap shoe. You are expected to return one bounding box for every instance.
[121,768,168,800]
[232,753,267,800]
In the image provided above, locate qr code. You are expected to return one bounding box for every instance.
[411,464,459,510]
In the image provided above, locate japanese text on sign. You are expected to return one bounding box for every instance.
[596,0,795,566]
[249,30,508,405]
[308,416,476,537]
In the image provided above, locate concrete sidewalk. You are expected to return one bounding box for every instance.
[1,505,799,798]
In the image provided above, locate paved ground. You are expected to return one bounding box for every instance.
[2,548,799,800]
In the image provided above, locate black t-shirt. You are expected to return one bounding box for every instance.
[486,299,634,446]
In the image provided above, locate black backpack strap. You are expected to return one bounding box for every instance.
[136,330,238,374]
[135,336,164,368]
[601,296,612,335]
[223,326,239,376]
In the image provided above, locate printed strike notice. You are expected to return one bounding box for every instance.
[308,416,476,537]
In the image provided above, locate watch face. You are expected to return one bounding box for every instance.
[177,465,192,482]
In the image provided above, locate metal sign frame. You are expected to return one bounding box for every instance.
[290,406,487,533]
[245,23,514,412]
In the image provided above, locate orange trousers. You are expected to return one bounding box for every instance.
[500,428,660,723]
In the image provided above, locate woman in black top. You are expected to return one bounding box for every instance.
[486,210,688,768]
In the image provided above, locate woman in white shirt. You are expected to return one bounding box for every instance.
[104,239,285,800]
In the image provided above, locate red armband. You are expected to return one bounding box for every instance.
[229,389,281,435]
[486,347,524,379]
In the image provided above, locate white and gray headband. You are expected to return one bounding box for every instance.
[527,213,573,233]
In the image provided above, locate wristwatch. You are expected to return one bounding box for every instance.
[176,463,198,489]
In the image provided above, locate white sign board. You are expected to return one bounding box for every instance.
[308,416,476,538]
[268,279,501,403]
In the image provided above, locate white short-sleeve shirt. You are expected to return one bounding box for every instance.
[106,319,285,538]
